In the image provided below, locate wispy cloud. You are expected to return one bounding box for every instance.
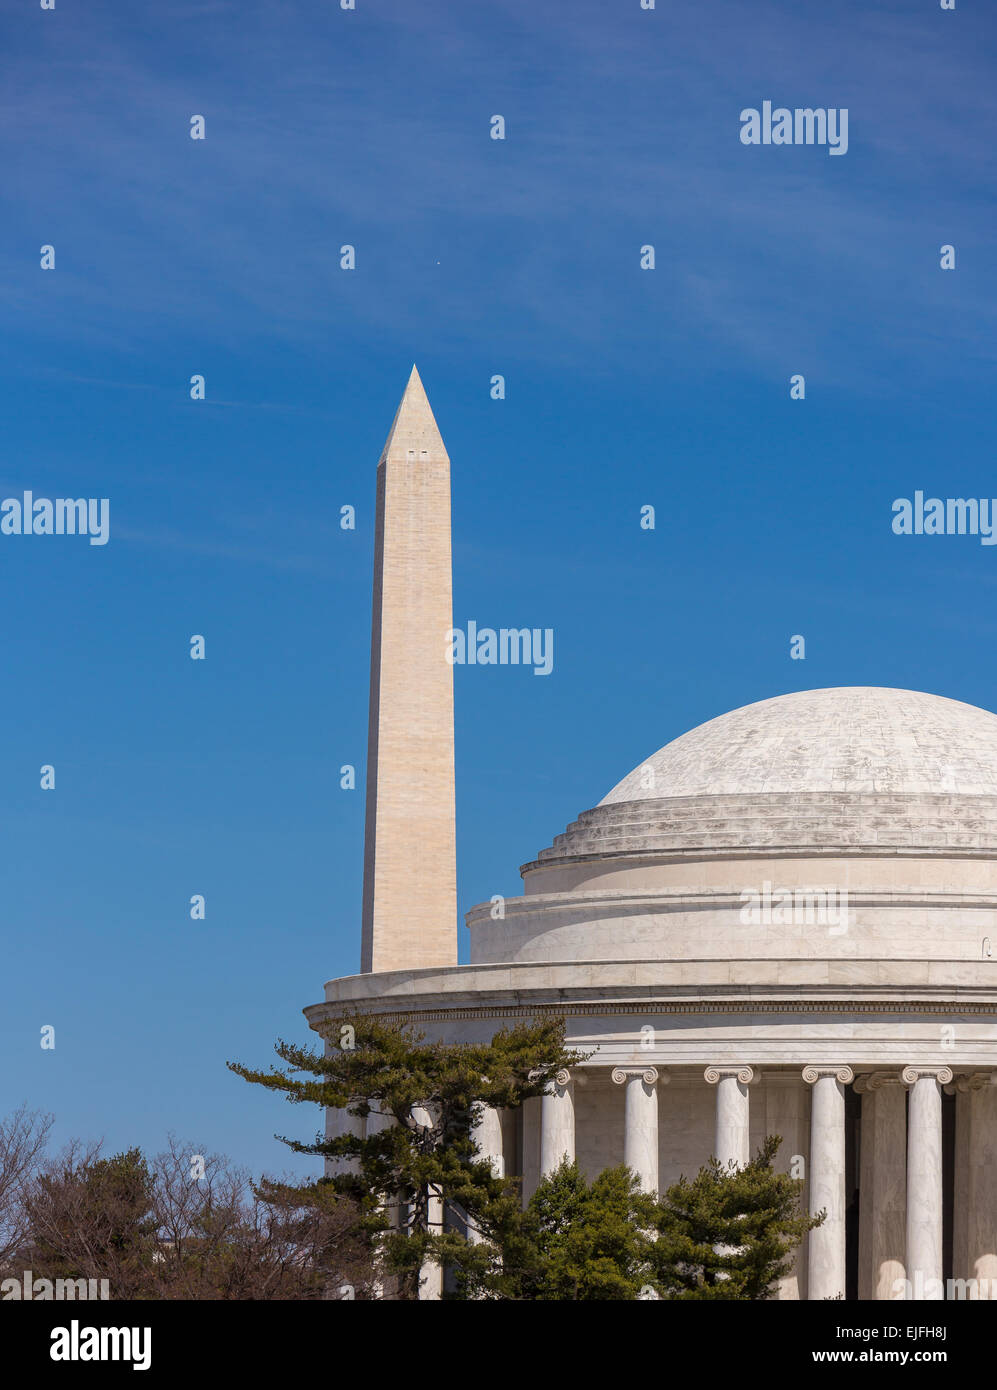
[2,0,994,387]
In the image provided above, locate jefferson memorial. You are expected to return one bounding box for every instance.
[306,369,997,1300]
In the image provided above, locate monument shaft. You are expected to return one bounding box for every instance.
[360,366,458,972]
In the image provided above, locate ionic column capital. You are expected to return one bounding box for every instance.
[704,1065,755,1086]
[612,1066,661,1086]
[540,1069,575,1177]
[803,1065,854,1086]
[552,1068,572,1089]
[854,1071,903,1094]
[901,1066,953,1087]
[944,1071,994,1095]
[533,1067,574,1089]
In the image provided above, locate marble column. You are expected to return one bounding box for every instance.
[612,1068,663,1193]
[765,1074,809,1300]
[521,1095,542,1201]
[468,1104,505,1246]
[902,1066,952,1300]
[540,1069,575,1176]
[967,1079,997,1296]
[855,1073,906,1300]
[365,1107,396,1299]
[324,1105,363,1178]
[803,1066,853,1302]
[365,1106,395,1202]
[472,1103,505,1178]
[950,1073,997,1295]
[705,1066,754,1170]
[412,1104,443,1300]
[951,1074,974,1290]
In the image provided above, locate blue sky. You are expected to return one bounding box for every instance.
[2,0,995,1180]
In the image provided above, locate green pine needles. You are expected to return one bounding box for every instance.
[230,1017,819,1300]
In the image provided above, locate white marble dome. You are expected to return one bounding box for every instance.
[600,687,997,803]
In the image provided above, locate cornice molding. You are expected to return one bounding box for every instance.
[307,998,997,1027]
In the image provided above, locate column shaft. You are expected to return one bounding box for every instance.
[540,1071,575,1176]
[613,1069,660,1194]
[961,1079,997,1294]
[324,1105,363,1179]
[705,1067,753,1170]
[804,1066,852,1302]
[857,1079,906,1300]
[412,1104,443,1300]
[421,1187,444,1300]
[766,1077,809,1300]
[365,1108,396,1300]
[521,1095,541,1202]
[468,1104,505,1245]
[472,1103,505,1177]
[904,1068,950,1300]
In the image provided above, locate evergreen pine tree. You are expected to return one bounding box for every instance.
[652,1135,821,1299]
[230,1013,585,1299]
[508,1161,659,1300]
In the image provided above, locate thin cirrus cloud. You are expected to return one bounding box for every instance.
[1,0,993,383]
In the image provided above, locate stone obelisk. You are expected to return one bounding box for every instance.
[360,366,458,973]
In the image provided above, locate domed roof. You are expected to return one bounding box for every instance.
[600,687,997,804]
